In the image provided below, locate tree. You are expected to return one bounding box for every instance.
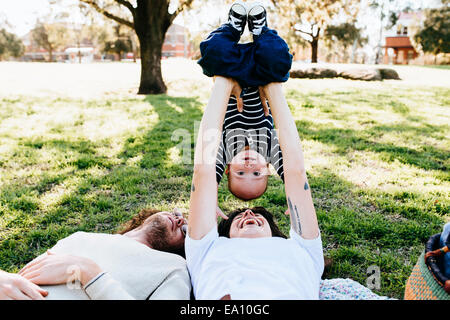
[413,3,450,59]
[324,22,367,63]
[79,0,194,94]
[31,21,70,62]
[325,23,367,50]
[0,29,24,60]
[271,0,360,63]
[103,24,133,59]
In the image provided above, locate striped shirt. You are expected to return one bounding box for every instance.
[216,87,284,183]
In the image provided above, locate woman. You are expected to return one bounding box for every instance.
[187,2,391,300]
[186,77,323,299]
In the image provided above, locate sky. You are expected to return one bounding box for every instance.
[0,0,444,38]
[0,0,86,36]
[1,0,53,36]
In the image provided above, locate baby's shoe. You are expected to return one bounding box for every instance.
[247,2,267,36]
[228,1,247,36]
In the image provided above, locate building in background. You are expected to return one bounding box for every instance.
[20,22,193,62]
[383,12,423,65]
[162,24,193,58]
[20,31,48,61]
[20,28,95,62]
[65,47,94,63]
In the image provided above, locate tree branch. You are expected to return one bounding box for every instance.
[80,0,134,29]
[169,0,195,23]
[294,27,313,36]
[269,0,279,7]
[114,0,135,15]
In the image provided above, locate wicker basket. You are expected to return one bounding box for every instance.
[404,233,450,300]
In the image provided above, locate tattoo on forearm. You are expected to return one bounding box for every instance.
[288,197,302,235]
[294,204,302,235]
[304,182,309,190]
[191,184,195,192]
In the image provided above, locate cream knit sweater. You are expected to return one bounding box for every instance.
[40,232,191,300]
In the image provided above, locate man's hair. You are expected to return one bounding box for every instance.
[218,206,287,238]
[116,208,160,235]
[116,208,185,258]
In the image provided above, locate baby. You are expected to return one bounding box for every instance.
[216,87,284,200]
[198,1,293,200]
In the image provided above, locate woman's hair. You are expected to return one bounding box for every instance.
[218,206,287,239]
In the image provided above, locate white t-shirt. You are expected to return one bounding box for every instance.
[185,227,324,300]
[40,232,191,300]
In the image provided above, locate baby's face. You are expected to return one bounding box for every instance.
[227,149,270,200]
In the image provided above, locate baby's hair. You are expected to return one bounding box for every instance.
[227,164,269,201]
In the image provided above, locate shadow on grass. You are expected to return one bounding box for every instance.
[0,94,447,299]
[256,167,444,298]
[260,168,444,248]
[295,119,449,174]
[0,94,203,269]
[120,95,202,174]
[310,170,444,299]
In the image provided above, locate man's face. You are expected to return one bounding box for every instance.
[142,210,187,251]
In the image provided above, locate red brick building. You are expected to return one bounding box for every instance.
[21,22,193,61]
[162,24,193,58]
[383,12,423,65]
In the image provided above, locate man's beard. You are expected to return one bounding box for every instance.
[145,215,176,252]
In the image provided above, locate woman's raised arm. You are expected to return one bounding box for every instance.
[188,77,241,240]
[262,82,319,239]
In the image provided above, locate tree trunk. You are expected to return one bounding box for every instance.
[48,47,53,62]
[81,0,178,94]
[129,31,137,63]
[134,2,170,95]
[375,48,381,65]
[311,36,319,63]
[136,31,166,94]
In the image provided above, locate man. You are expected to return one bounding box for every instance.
[0,208,190,300]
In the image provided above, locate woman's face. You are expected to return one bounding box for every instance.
[228,209,272,239]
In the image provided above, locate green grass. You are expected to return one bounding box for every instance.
[0,66,449,299]
[416,65,450,70]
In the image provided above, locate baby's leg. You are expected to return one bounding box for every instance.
[197,24,245,80]
[252,27,293,85]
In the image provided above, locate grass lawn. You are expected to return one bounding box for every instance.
[0,60,449,299]
[417,65,450,70]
